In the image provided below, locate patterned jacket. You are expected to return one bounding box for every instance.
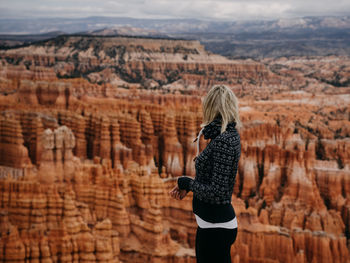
[178,117,241,222]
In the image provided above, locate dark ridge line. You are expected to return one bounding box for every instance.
[59,33,193,41]
[0,31,65,38]
[0,33,197,50]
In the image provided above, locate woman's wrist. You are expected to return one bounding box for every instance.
[177,176,193,192]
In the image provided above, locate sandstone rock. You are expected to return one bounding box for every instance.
[0,38,350,262]
[0,115,32,168]
[162,113,183,177]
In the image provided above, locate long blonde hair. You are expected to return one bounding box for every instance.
[201,85,242,133]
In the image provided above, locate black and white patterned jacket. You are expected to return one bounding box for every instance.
[178,117,241,222]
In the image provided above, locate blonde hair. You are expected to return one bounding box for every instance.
[201,85,242,133]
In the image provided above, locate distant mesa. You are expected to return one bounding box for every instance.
[1,15,349,57]
[0,34,275,93]
[87,26,168,38]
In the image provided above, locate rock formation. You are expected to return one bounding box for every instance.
[0,36,349,262]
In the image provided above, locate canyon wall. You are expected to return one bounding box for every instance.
[0,36,349,262]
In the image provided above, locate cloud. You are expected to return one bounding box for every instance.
[0,0,349,20]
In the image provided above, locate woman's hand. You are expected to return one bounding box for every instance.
[169,185,188,200]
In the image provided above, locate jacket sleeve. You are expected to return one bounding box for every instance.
[177,137,239,202]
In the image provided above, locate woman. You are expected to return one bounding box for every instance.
[169,85,242,263]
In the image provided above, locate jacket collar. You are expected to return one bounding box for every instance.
[202,117,236,140]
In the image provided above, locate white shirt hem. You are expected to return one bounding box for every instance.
[195,214,238,229]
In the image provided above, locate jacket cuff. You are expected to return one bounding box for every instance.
[177,176,193,191]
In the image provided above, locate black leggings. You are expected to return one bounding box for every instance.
[195,226,237,263]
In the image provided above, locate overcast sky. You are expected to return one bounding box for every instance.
[0,0,349,20]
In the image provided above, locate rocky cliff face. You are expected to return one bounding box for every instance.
[0,36,349,263]
[0,35,279,93]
